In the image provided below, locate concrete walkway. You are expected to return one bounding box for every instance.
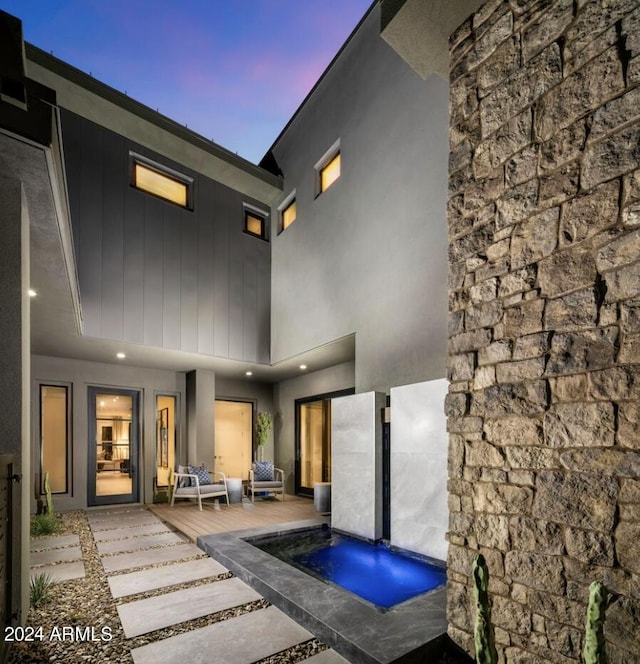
[90,507,348,663]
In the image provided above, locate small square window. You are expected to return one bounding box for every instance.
[131,154,191,208]
[320,152,341,193]
[282,199,297,230]
[245,211,266,239]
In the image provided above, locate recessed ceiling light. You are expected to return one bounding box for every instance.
[116,352,126,359]
[245,371,253,376]
[299,364,307,370]
[28,289,37,297]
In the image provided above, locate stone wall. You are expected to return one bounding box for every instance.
[446,1,640,661]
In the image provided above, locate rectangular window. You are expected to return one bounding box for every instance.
[315,140,341,197]
[282,199,297,230]
[131,153,192,208]
[320,152,341,193]
[245,210,266,238]
[40,384,70,494]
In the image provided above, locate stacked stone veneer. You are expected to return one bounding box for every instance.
[446,0,640,662]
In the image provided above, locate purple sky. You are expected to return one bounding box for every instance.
[1,0,373,163]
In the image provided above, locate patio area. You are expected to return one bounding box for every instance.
[148,494,321,541]
[149,494,453,663]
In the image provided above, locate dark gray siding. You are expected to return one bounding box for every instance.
[61,109,270,363]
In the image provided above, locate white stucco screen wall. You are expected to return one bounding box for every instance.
[390,379,449,561]
[331,391,385,541]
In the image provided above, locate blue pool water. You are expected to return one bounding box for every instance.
[294,535,446,608]
[253,528,446,609]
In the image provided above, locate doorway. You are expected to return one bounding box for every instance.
[88,387,139,506]
[295,388,354,497]
[214,400,253,480]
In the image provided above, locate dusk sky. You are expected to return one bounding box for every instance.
[1,0,373,163]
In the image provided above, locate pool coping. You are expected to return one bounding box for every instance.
[197,518,447,664]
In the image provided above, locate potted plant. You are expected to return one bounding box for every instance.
[255,412,273,461]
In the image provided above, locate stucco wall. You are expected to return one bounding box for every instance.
[269,4,448,393]
[446,1,640,660]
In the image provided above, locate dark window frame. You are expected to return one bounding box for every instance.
[39,383,72,495]
[244,209,268,240]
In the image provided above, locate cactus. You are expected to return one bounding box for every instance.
[44,471,54,516]
[583,581,607,664]
[472,553,498,664]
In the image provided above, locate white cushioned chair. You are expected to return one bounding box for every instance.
[247,462,285,502]
[171,467,229,511]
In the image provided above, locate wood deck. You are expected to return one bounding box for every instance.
[148,495,319,542]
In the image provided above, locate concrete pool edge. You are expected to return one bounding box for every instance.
[197,519,448,664]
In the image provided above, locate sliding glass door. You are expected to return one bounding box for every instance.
[295,389,353,497]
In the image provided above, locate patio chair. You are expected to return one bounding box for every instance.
[247,462,285,502]
[171,465,229,511]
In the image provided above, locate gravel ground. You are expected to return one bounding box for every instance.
[10,511,327,664]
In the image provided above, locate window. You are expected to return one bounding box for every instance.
[243,203,269,240]
[320,153,341,192]
[279,193,297,232]
[315,140,341,196]
[245,210,266,238]
[131,153,192,208]
[40,384,70,494]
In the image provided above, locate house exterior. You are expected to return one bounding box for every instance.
[0,0,468,646]
[5,0,638,662]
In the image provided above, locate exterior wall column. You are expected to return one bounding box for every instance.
[186,369,216,469]
[0,175,30,626]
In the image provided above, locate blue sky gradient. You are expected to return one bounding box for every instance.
[1,0,372,162]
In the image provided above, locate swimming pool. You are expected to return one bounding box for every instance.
[198,520,451,663]
[254,527,446,609]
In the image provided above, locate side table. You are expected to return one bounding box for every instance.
[226,477,243,504]
[314,482,331,513]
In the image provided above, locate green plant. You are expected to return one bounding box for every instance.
[30,513,61,537]
[472,553,498,664]
[44,471,54,516]
[255,412,273,452]
[583,581,607,664]
[30,572,54,608]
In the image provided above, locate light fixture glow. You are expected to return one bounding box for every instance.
[28,289,37,297]
[245,371,253,376]
[299,364,307,370]
[116,352,126,359]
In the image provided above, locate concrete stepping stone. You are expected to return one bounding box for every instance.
[130,605,313,664]
[89,513,161,532]
[109,558,228,598]
[101,543,203,573]
[97,531,183,555]
[87,508,153,520]
[30,534,80,551]
[93,522,172,542]
[118,577,261,637]
[301,650,350,663]
[30,561,85,583]
[31,546,82,567]
[87,507,146,519]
